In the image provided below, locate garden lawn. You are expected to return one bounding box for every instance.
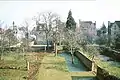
[37,54,71,80]
[95,60,120,78]
[0,52,27,80]
[0,69,27,80]
[79,48,120,78]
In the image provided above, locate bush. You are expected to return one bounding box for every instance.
[63,45,69,51]
[62,40,70,51]
[85,46,99,59]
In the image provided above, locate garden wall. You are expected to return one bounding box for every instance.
[75,51,92,71]
[97,66,120,80]
[75,51,120,80]
[99,47,120,61]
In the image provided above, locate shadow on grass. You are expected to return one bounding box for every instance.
[32,48,53,53]
[43,61,68,72]
[71,76,98,80]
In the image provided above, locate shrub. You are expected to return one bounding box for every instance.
[63,45,69,51]
[62,40,70,51]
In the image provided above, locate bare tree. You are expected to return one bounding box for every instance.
[51,30,58,56]
[33,11,59,50]
[5,29,14,52]
[4,22,18,53]
[19,20,31,53]
[57,21,65,46]
[50,17,61,56]
[0,20,4,60]
[64,29,77,64]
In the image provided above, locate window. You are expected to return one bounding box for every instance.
[114,25,116,30]
[114,32,116,35]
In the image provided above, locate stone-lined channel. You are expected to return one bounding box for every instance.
[59,52,98,80]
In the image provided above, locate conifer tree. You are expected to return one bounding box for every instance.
[66,10,76,31]
[65,10,76,64]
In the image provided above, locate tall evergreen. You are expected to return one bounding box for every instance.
[101,23,107,34]
[66,10,76,31]
[97,30,101,37]
[65,10,76,64]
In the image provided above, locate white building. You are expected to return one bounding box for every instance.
[108,21,120,44]
[78,20,97,43]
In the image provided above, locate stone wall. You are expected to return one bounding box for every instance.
[97,66,108,80]
[99,46,120,61]
[75,51,120,80]
[75,51,92,71]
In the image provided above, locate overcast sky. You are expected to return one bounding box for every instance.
[0,0,120,30]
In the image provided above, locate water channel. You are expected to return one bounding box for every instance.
[59,52,98,80]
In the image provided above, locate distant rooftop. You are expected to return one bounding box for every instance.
[82,21,92,24]
[115,21,120,27]
[80,21,96,25]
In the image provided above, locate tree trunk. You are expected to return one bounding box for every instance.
[59,33,61,46]
[27,39,29,52]
[0,34,2,60]
[54,42,55,51]
[9,39,10,52]
[1,32,4,60]
[1,41,3,60]
[23,48,25,60]
[47,39,49,50]
[0,55,1,60]
[71,54,74,64]
[46,34,49,51]
[55,43,57,56]
[71,45,74,64]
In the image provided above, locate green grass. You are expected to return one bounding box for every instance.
[96,60,120,78]
[0,69,27,80]
[2,52,25,60]
[0,52,27,69]
[0,60,27,70]
[0,52,27,80]
[0,52,47,80]
[37,54,71,80]
[45,57,69,72]
[79,47,120,78]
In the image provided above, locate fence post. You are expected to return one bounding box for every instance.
[27,61,30,71]
[92,61,95,72]
[45,46,46,51]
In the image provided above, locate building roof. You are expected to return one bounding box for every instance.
[0,28,4,34]
[115,21,120,27]
[82,21,92,24]
[94,23,96,25]
[110,23,114,26]
[108,22,113,28]
[81,21,96,26]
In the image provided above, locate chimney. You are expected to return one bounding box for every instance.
[108,21,111,36]
[79,19,81,24]
[94,21,96,25]
[13,21,15,26]
[79,19,81,27]
[108,21,111,27]
[78,19,81,32]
